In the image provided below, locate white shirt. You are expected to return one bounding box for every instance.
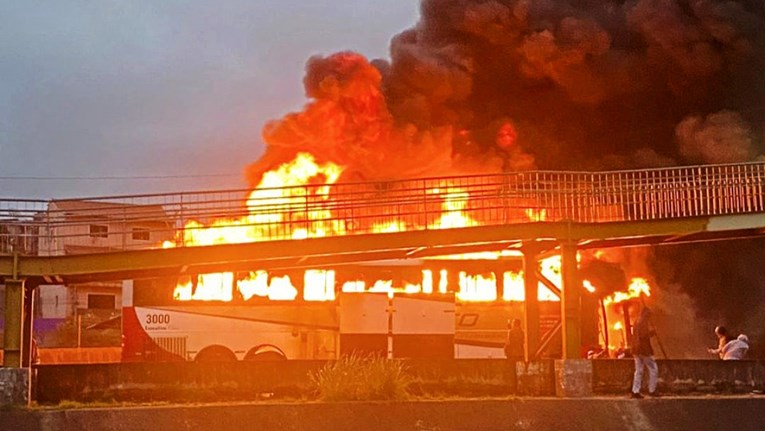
[721,339,749,360]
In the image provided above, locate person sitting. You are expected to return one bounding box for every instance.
[707,326,735,359]
[721,334,749,360]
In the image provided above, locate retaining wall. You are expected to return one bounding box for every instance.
[30,359,765,404]
[0,368,27,406]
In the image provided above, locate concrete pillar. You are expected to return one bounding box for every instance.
[554,359,592,397]
[0,368,29,407]
[521,246,540,362]
[560,241,580,360]
[22,282,37,368]
[3,278,25,368]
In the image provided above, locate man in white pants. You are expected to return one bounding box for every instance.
[631,306,658,398]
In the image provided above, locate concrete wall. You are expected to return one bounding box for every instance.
[37,285,71,319]
[30,359,765,405]
[34,359,523,404]
[593,359,765,394]
[4,398,765,431]
[0,368,28,406]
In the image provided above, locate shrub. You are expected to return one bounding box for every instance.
[310,354,411,401]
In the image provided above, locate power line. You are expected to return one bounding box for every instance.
[0,173,240,181]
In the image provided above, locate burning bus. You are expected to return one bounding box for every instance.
[121,257,570,362]
[120,150,653,362]
[121,255,652,362]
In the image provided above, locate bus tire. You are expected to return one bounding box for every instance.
[244,345,287,361]
[194,345,237,362]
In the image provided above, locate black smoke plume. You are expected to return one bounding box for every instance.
[380,0,765,357]
[378,0,765,170]
[247,0,765,356]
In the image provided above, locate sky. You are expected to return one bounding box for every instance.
[0,1,419,199]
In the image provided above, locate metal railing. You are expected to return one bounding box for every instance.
[2,162,764,256]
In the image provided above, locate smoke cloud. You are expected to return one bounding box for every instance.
[250,0,765,182]
[246,0,765,356]
[378,0,765,171]
[676,110,756,163]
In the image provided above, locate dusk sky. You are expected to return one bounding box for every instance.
[0,1,418,198]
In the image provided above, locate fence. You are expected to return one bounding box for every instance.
[2,163,764,256]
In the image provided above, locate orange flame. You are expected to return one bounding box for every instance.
[168,151,636,305]
[603,277,651,305]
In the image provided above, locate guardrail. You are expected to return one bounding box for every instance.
[2,162,764,255]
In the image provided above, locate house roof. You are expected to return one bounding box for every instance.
[49,200,171,223]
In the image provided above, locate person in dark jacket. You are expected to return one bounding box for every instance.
[504,318,525,360]
[630,306,658,398]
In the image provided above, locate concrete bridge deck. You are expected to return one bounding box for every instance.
[2,162,765,283]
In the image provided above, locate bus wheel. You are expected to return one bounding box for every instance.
[244,345,287,361]
[194,345,237,362]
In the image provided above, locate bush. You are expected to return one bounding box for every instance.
[310,354,411,401]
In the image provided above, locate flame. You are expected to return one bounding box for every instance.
[168,144,564,300]
[165,152,343,249]
[503,271,525,301]
[456,271,497,302]
[422,269,434,294]
[524,208,547,222]
[169,254,640,304]
[430,188,477,230]
[236,271,298,301]
[603,277,651,305]
[180,153,344,247]
[582,279,596,293]
[598,277,653,354]
[342,280,366,293]
[439,269,448,293]
[166,150,637,306]
[173,273,234,301]
[168,153,344,299]
[340,270,435,298]
[303,269,336,301]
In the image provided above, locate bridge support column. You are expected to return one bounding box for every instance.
[2,278,30,407]
[3,278,25,368]
[555,240,592,397]
[521,244,540,362]
[560,241,580,359]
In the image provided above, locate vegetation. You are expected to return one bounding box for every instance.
[310,354,411,401]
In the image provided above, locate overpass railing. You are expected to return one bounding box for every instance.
[2,162,764,256]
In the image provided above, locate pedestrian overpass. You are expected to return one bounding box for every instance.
[2,162,765,366]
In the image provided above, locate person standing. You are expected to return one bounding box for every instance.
[504,318,525,360]
[631,306,659,398]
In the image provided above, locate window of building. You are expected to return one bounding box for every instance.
[132,227,150,241]
[89,224,108,238]
[88,294,116,310]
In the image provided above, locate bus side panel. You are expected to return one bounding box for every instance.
[128,304,340,361]
[392,335,454,358]
[454,301,564,359]
[392,295,454,359]
[339,334,388,357]
[454,302,521,358]
[339,293,388,356]
[121,306,184,362]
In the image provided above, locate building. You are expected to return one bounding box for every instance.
[34,200,175,343]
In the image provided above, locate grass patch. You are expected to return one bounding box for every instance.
[310,354,411,402]
[53,399,123,409]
